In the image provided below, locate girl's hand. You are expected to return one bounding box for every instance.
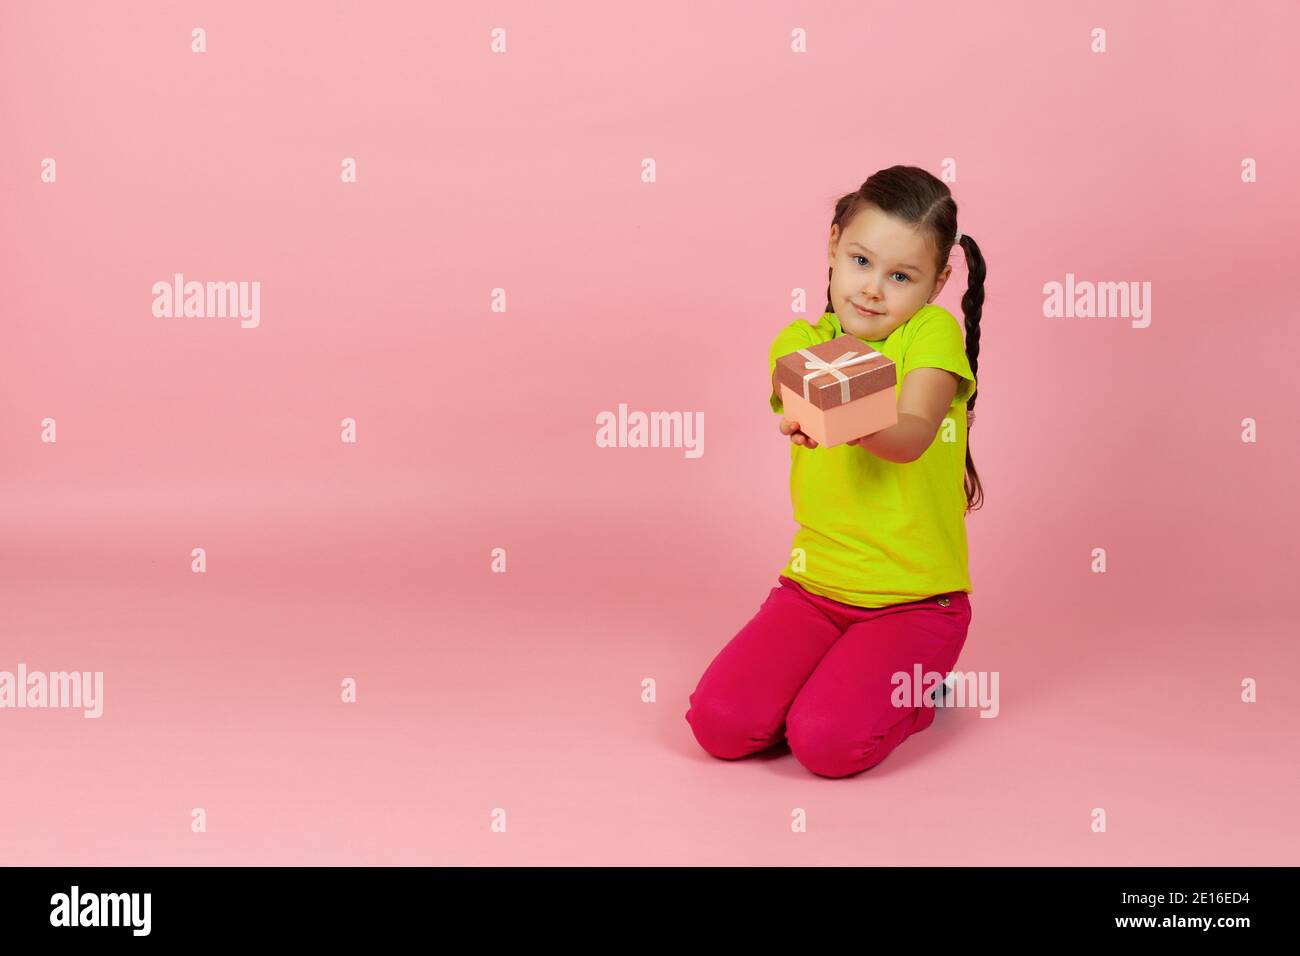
[779,418,818,448]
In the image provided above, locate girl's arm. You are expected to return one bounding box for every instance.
[848,368,960,463]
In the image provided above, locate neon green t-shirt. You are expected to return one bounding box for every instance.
[767,304,977,608]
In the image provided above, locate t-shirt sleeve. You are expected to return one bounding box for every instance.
[900,311,977,405]
[767,320,817,415]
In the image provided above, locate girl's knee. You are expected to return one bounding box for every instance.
[685,693,784,760]
[787,710,923,777]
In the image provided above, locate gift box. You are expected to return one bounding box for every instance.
[773,337,897,447]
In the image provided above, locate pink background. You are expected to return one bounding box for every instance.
[3,0,1298,865]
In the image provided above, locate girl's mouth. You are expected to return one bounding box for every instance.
[853,302,881,316]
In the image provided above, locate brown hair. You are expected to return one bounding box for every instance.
[823,165,986,513]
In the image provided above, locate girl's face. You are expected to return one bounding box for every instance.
[827,205,952,341]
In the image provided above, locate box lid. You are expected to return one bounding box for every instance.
[774,336,896,411]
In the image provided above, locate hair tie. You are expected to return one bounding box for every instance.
[954,230,962,244]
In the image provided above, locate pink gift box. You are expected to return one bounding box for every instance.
[774,336,897,447]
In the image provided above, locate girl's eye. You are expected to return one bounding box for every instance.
[852,254,909,283]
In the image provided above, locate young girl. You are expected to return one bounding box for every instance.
[686,165,986,778]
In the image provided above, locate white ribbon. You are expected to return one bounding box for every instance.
[796,347,881,403]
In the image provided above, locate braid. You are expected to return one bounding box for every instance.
[955,233,986,513]
[958,234,986,414]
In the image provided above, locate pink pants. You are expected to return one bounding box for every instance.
[686,575,972,778]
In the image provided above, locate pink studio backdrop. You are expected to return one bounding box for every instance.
[2,1,1298,866]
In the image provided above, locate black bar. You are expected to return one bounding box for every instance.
[0,865,1287,941]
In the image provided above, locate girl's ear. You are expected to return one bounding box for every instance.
[928,263,952,302]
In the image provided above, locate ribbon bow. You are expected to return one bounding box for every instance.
[797,347,881,403]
